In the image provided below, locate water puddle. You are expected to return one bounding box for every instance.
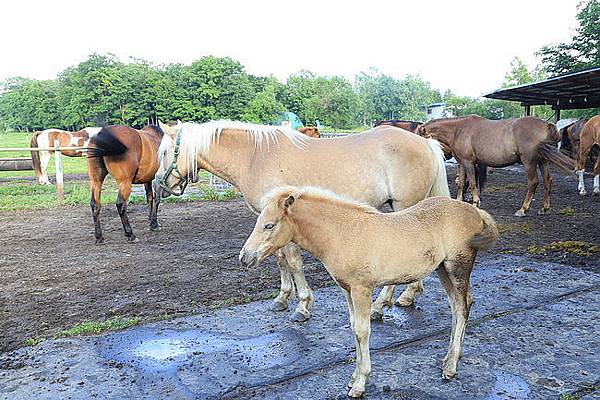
[486,371,531,399]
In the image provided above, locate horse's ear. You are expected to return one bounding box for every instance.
[159,121,177,138]
[284,195,295,209]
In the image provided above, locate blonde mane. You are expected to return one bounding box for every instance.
[262,186,379,214]
[160,120,309,181]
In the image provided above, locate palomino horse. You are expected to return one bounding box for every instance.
[375,119,422,133]
[155,121,450,321]
[87,125,164,244]
[297,126,321,138]
[418,115,575,216]
[576,115,600,195]
[30,127,101,185]
[240,187,498,398]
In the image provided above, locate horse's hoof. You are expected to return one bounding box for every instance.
[593,190,600,196]
[290,311,310,322]
[395,297,415,307]
[270,300,288,312]
[537,208,550,215]
[150,225,162,231]
[370,309,384,320]
[579,189,587,196]
[514,209,526,217]
[95,238,105,245]
[442,369,456,380]
[128,236,139,243]
[348,386,365,398]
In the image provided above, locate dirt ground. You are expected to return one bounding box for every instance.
[0,166,598,353]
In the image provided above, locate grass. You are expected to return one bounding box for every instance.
[55,316,141,338]
[559,207,576,216]
[497,222,532,235]
[528,241,600,257]
[485,183,527,193]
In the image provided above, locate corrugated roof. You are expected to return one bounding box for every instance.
[484,66,600,109]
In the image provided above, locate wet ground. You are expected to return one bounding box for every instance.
[0,255,598,399]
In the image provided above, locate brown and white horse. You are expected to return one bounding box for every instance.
[155,120,450,322]
[87,124,164,244]
[30,127,101,185]
[240,187,498,397]
[576,115,600,195]
[297,126,321,138]
[418,115,575,216]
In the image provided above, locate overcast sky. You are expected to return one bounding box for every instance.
[0,0,579,97]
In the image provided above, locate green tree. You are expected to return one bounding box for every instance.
[242,78,286,123]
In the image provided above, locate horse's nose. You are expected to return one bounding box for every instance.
[239,250,257,268]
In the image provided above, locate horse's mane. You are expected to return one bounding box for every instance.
[263,186,379,215]
[144,124,165,138]
[423,115,483,126]
[160,120,309,182]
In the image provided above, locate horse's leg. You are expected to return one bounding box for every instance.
[145,182,162,230]
[370,285,395,319]
[342,288,360,388]
[40,150,52,185]
[396,280,424,307]
[437,253,474,380]
[88,159,108,244]
[116,181,138,243]
[577,139,593,195]
[463,162,480,207]
[593,156,600,195]
[271,249,295,312]
[283,243,314,322]
[347,286,373,398]
[537,160,553,215]
[456,164,466,202]
[514,159,539,217]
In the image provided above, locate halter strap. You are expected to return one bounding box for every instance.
[159,130,189,196]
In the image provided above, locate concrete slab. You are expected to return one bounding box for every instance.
[0,254,598,400]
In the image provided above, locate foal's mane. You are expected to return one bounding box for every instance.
[263,186,379,215]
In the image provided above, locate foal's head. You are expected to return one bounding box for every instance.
[239,188,300,268]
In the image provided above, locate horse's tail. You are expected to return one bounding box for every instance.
[30,131,42,179]
[539,142,576,175]
[87,127,127,158]
[469,208,498,251]
[425,138,451,198]
[558,125,571,151]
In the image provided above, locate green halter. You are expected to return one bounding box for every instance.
[158,130,189,196]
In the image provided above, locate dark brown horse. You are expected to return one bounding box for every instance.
[576,115,600,195]
[560,119,588,157]
[87,124,164,244]
[418,115,575,216]
[297,126,321,138]
[375,119,423,133]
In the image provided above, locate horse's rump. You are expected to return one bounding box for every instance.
[87,126,129,159]
[30,131,43,178]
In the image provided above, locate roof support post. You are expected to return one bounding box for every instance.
[524,105,531,116]
[555,108,561,122]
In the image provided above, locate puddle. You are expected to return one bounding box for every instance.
[486,371,531,399]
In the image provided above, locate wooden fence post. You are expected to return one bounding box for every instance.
[54,139,64,202]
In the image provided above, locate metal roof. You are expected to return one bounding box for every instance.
[484,66,600,109]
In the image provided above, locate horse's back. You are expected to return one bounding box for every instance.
[581,115,600,143]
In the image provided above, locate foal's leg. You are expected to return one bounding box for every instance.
[145,182,161,230]
[370,285,395,319]
[88,158,108,244]
[515,159,539,217]
[116,180,138,243]
[271,249,295,312]
[396,280,424,307]
[348,286,373,398]
[342,288,361,388]
[437,254,475,380]
[537,160,553,214]
[283,243,314,322]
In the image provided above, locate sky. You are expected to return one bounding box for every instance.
[0,0,580,97]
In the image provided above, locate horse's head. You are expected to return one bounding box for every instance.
[239,188,299,268]
[155,120,190,197]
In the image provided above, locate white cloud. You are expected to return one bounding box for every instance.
[0,0,579,97]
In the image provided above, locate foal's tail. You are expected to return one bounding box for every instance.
[87,127,127,158]
[425,138,451,198]
[469,208,498,251]
[30,131,42,179]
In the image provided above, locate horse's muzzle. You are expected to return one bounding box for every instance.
[239,250,259,269]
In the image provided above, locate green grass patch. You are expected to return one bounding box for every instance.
[55,316,141,338]
[528,241,599,257]
[559,207,576,216]
[497,222,532,235]
[485,183,527,193]
[23,337,45,347]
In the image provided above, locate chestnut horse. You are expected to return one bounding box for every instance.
[87,125,164,244]
[297,126,321,138]
[576,115,600,195]
[559,119,588,157]
[30,127,101,185]
[418,115,575,216]
[375,119,422,133]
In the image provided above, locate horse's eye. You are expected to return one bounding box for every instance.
[264,223,275,230]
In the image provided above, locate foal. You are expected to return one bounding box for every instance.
[240,187,498,398]
[576,115,600,195]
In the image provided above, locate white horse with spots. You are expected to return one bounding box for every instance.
[30,127,101,184]
[155,120,450,322]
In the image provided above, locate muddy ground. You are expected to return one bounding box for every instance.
[0,166,598,353]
